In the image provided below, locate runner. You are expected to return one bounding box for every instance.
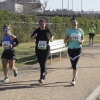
[0,24,19,82]
[89,22,96,46]
[64,17,84,86]
[30,19,54,83]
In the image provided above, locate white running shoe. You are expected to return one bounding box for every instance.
[3,77,9,82]
[70,80,75,86]
[38,79,43,83]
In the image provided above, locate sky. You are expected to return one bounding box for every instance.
[0,0,100,11]
[40,0,99,11]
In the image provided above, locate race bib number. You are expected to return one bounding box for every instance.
[38,41,47,50]
[71,33,81,41]
[2,41,10,47]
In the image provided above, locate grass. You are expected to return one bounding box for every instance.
[0,42,37,72]
[0,34,100,73]
[96,98,100,100]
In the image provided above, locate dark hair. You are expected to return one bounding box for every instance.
[39,19,46,23]
[91,22,93,24]
[70,17,78,21]
[39,19,49,29]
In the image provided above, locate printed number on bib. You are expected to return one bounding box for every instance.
[2,41,10,49]
[2,41,10,47]
[71,33,81,41]
[38,41,47,50]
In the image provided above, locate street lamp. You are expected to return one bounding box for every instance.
[62,0,63,18]
[72,0,73,11]
[81,0,82,17]
[68,0,69,16]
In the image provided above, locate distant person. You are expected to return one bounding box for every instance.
[64,17,84,86]
[30,19,54,83]
[0,24,19,82]
[89,22,96,46]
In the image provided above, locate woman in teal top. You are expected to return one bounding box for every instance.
[64,17,84,86]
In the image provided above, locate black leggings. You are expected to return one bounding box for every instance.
[68,48,82,70]
[35,45,50,79]
[89,33,95,40]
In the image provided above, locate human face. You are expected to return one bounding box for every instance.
[71,20,78,28]
[39,20,46,29]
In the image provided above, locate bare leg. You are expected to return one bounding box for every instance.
[9,60,18,77]
[73,69,78,81]
[9,60,17,70]
[2,58,8,78]
[89,38,92,45]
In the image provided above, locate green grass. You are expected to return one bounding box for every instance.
[0,34,100,73]
[96,98,100,100]
[0,42,37,72]
[83,34,100,46]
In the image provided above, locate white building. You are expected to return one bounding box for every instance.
[0,0,43,14]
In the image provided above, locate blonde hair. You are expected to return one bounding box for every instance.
[3,24,11,30]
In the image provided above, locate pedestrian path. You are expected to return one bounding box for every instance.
[0,43,100,100]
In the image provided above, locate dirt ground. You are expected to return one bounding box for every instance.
[0,44,100,100]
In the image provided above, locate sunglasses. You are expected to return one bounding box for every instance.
[4,27,10,31]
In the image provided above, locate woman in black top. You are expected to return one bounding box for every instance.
[31,19,54,83]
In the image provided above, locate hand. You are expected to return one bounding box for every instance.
[9,44,13,48]
[68,37,72,41]
[79,41,83,44]
[34,33,38,38]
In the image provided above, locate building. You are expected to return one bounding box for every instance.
[0,1,6,10]
[0,0,44,14]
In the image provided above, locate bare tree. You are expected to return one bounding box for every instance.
[41,0,49,17]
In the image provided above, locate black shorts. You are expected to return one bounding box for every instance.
[1,49,16,60]
[89,33,95,39]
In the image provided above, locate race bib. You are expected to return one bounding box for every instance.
[2,41,10,49]
[38,41,47,50]
[71,33,81,41]
[2,41,10,48]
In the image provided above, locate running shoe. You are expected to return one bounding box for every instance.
[42,71,47,80]
[3,77,9,82]
[38,71,47,83]
[13,68,18,77]
[38,79,43,83]
[70,80,75,86]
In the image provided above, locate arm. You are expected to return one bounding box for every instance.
[94,26,96,35]
[64,35,71,43]
[49,35,54,42]
[30,29,38,40]
[79,35,85,44]
[11,35,19,48]
[30,33,38,40]
[13,38,20,47]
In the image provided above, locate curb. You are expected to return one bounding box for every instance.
[85,85,100,100]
